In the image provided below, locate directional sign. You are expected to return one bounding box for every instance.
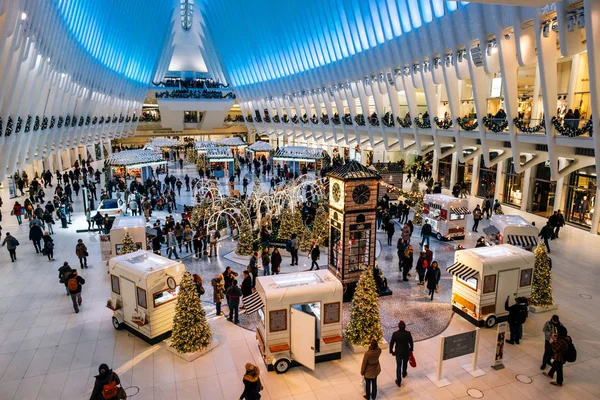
[443,331,477,361]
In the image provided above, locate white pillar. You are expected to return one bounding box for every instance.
[521,157,533,212]
[471,155,480,197]
[553,158,567,213]
[591,185,600,234]
[495,160,505,202]
[432,150,439,183]
[450,152,458,187]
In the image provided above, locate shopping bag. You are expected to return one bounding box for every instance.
[409,352,417,368]
[361,377,366,395]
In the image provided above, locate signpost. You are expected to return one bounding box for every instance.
[427,329,485,387]
[492,322,507,370]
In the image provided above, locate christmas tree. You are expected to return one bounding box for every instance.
[409,180,424,225]
[171,272,213,354]
[344,268,384,347]
[186,148,196,164]
[277,208,304,240]
[531,243,554,307]
[310,208,329,246]
[299,224,312,252]
[236,219,254,256]
[118,231,139,255]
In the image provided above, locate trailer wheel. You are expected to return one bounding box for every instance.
[436,233,443,241]
[485,315,497,328]
[112,316,123,330]
[274,359,290,374]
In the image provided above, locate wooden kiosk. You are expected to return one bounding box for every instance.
[108,250,187,344]
[327,161,381,300]
[255,270,343,374]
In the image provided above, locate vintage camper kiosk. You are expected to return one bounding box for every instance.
[110,216,147,257]
[423,194,471,240]
[483,215,538,250]
[108,250,186,344]
[448,244,535,328]
[255,270,344,374]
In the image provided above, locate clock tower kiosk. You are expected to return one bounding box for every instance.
[327,161,381,299]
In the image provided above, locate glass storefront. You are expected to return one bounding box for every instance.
[530,162,556,218]
[438,153,452,189]
[457,156,474,190]
[502,157,525,207]
[477,154,498,198]
[564,167,597,229]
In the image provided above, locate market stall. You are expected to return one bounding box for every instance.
[107,149,167,181]
[247,141,273,164]
[423,194,471,240]
[255,270,343,373]
[448,244,535,328]
[273,146,324,176]
[194,140,217,156]
[217,136,247,157]
[108,250,187,344]
[483,215,538,251]
[204,147,234,179]
[146,138,183,160]
[110,216,147,257]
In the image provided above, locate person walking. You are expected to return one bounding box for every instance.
[192,274,205,298]
[76,239,89,268]
[226,279,242,324]
[539,221,554,253]
[541,315,562,370]
[44,210,55,234]
[386,220,395,246]
[239,363,262,400]
[389,321,414,387]
[58,262,72,295]
[261,248,271,276]
[554,210,565,238]
[309,242,320,270]
[90,363,122,400]
[166,230,179,259]
[12,202,23,225]
[29,222,44,254]
[208,228,219,257]
[2,232,20,262]
[211,274,225,316]
[249,252,259,286]
[472,205,482,232]
[415,251,429,285]
[42,232,54,261]
[290,233,299,266]
[504,296,529,344]
[65,269,85,313]
[271,248,282,275]
[420,220,431,247]
[361,339,382,400]
[544,325,569,387]
[401,245,414,281]
[425,261,441,300]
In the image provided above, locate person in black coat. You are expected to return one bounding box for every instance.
[42,232,54,261]
[241,270,253,298]
[65,269,85,313]
[389,321,414,387]
[425,261,441,300]
[29,223,44,253]
[504,296,529,344]
[239,363,262,400]
[539,221,554,253]
[309,242,320,271]
[226,279,242,324]
[386,220,395,246]
[90,363,121,400]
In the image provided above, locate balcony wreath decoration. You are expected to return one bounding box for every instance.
[118,115,124,123]
[414,117,431,129]
[112,115,118,123]
[99,116,104,124]
[343,113,353,125]
[245,114,253,123]
[125,115,131,123]
[320,114,329,125]
[15,117,23,133]
[551,116,593,137]
[264,114,271,123]
[41,117,48,130]
[368,113,380,127]
[71,116,77,127]
[456,117,478,131]
[310,114,318,124]
[34,116,40,131]
[300,114,308,124]
[5,117,12,136]
[482,116,508,132]
[57,116,63,128]
[382,112,395,127]
[254,114,262,123]
[291,115,299,124]
[513,117,544,133]
[78,116,84,126]
[92,116,97,125]
[332,113,341,125]
[272,114,280,123]
[434,117,453,130]
[354,114,366,126]
[396,116,412,128]
[282,114,289,123]
[24,116,32,133]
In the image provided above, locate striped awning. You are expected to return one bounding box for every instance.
[447,262,479,281]
[451,207,471,215]
[242,291,264,315]
[507,235,537,248]
[483,226,500,236]
[427,202,442,210]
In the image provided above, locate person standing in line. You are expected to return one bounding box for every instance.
[309,242,320,270]
[361,339,382,400]
[2,232,20,262]
[226,279,242,324]
[425,261,441,300]
[472,205,482,232]
[415,251,428,285]
[65,269,85,313]
[249,252,259,286]
[271,247,282,275]
[90,363,122,400]
[211,274,225,316]
[241,270,253,300]
[290,233,299,266]
[420,220,431,247]
[544,325,569,387]
[541,315,561,370]
[76,239,89,268]
[386,220,395,246]
[389,321,414,388]
[29,222,44,254]
[504,296,529,344]
[42,232,54,261]
[261,248,271,276]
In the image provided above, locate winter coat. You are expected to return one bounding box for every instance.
[505,299,528,325]
[261,252,270,267]
[543,320,559,341]
[90,370,121,400]
[271,251,282,273]
[290,237,299,250]
[310,246,320,261]
[389,330,414,357]
[226,285,243,307]
[29,225,44,241]
[361,348,382,379]
[240,374,261,400]
[76,243,88,258]
[421,222,432,236]
[211,278,225,303]
[2,235,19,250]
[550,337,569,364]
[473,208,482,220]
[241,276,253,297]
[65,273,85,294]
[425,266,441,290]
[401,224,411,242]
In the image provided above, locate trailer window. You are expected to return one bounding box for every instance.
[483,275,496,294]
[111,275,120,295]
[153,286,180,307]
[449,212,465,221]
[458,276,478,291]
[520,269,533,287]
[137,287,147,309]
[269,309,287,332]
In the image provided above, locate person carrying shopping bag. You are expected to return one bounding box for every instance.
[361,339,382,399]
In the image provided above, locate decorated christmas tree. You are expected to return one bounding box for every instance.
[171,272,213,354]
[118,231,139,255]
[186,148,197,164]
[410,180,424,225]
[236,219,254,256]
[344,268,384,347]
[277,208,304,240]
[310,208,329,246]
[531,243,554,307]
[299,225,312,252]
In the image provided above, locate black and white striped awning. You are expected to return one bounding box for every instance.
[428,202,442,210]
[507,235,537,248]
[451,207,471,215]
[242,291,264,315]
[447,262,479,281]
[483,226,500,236]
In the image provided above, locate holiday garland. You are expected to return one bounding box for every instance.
[456,117,478,131]
[482,116,508,132]
[354,114,366,126]
[343,114,353,125]
[513,117,544,134]
[414,117,431,129]
[320,114,330,125]
[396,116,412,128]
[434,117,453,130]
[551,116,593,137]
[382,113,395,127]
[332,114,341,125]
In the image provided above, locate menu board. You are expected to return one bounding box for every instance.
[324,302,340,324]
[269,309,287,332]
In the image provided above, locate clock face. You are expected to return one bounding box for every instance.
[352,184,371,205]
[167,277,176,290]
[332,182,341,202]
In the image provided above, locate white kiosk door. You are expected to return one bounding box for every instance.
[290,308,316,370]
[121,279,137,324]
[495,269,519,315]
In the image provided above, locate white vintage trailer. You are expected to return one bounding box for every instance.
[108,250,186,344]
[448,244,535,328]
[483,215,538,251]
[423,194,471,240]
[255,270,343,373]
[109,216,148,257]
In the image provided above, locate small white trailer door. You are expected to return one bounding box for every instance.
[495,269,519,315]
[290,308,316,370]
[121,278,137,325]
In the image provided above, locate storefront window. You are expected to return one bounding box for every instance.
[438,153,452,189]
[530,162,556,218]
[502,158,525,207]
[564,167,597,229]
[457,157,473,192]
[477,154,498,198]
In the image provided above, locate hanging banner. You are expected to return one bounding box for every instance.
[7,176,17,199]
[492,322,508,370]
[100,234,112,262]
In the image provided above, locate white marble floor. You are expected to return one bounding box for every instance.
[0,160,599,400]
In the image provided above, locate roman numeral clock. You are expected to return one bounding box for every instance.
[327,161,381,300]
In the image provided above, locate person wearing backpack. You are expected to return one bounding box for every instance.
[66,269,85,313]
[1,232,20,262]
[541,315,562,370]
[90,363,122,400]
[544,325,570,387]
[504,296,528,344]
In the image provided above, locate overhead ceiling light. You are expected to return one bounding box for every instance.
[20,12,27,20]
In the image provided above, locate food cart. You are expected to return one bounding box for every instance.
[109,216,147,257]
[217,136,247,157]
[255,270,343,373]
[272,146,324,176]
[423,194,471,240]
[107,149,167,181]
[247,141,273,165]
[483,215,538,251]
[447,244,535,328]
[107,250,186,344]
